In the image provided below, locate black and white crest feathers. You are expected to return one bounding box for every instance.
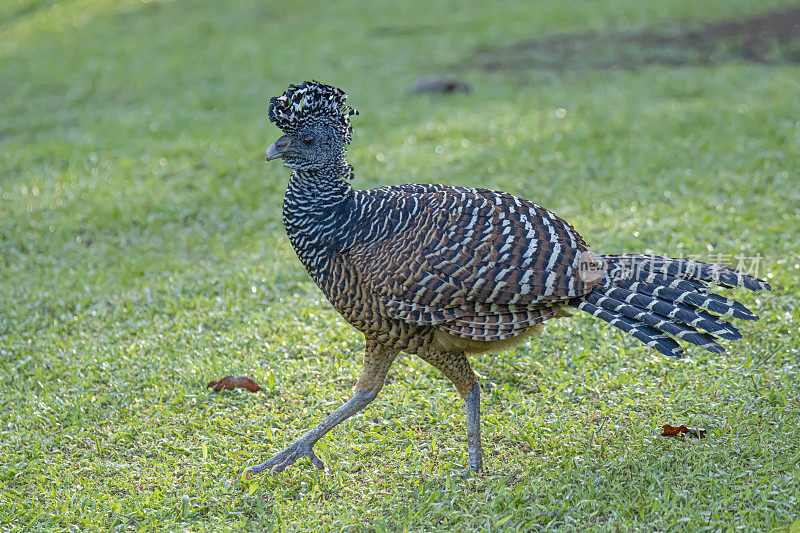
[268,81,359,144]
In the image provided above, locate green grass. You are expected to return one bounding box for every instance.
[2,0,800,530]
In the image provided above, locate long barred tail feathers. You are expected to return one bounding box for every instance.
[570,254,770,358]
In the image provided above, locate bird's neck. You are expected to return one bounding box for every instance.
[282,168,426,286]
[282,168,356,283]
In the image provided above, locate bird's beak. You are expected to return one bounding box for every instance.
[265,135,292,162]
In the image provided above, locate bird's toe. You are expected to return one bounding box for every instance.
[306,448,327,471]
[244,439,325,476]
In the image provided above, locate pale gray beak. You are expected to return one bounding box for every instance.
[265,135,292,162]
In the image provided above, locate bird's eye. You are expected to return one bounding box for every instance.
[303,135,315,146]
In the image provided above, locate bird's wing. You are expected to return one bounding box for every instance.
[344,186,602,340]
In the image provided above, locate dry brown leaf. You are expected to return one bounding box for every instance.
[661,424,707,438]
[207,376,262,393]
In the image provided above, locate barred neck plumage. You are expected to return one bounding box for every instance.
[282,169,422,284]
[282,169,353,282]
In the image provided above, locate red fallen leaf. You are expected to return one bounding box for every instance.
[661,424,707,438]
[207,376,262,393]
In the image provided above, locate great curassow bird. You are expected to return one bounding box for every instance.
[245,81,770,475]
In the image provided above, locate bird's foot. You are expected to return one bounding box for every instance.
[459,468,479,479]
[244,437,326,476]
[452,465,482,480]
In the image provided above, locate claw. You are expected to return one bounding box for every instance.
[244,438,327,476]
[306,449,327,471]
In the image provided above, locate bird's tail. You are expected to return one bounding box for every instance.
[568,254,771,357]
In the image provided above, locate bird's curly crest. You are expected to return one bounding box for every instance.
[268,81,359,144]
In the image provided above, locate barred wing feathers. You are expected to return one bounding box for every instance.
[344,186,600,341]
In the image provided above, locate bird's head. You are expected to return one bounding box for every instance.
[265,81,358,179]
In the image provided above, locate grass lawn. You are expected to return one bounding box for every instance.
[2,0,799,530]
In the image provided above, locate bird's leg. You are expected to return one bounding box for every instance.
[418,351,483,473]
[464,381,483,473]
[244,390,376,474]
[245,341,397,475]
